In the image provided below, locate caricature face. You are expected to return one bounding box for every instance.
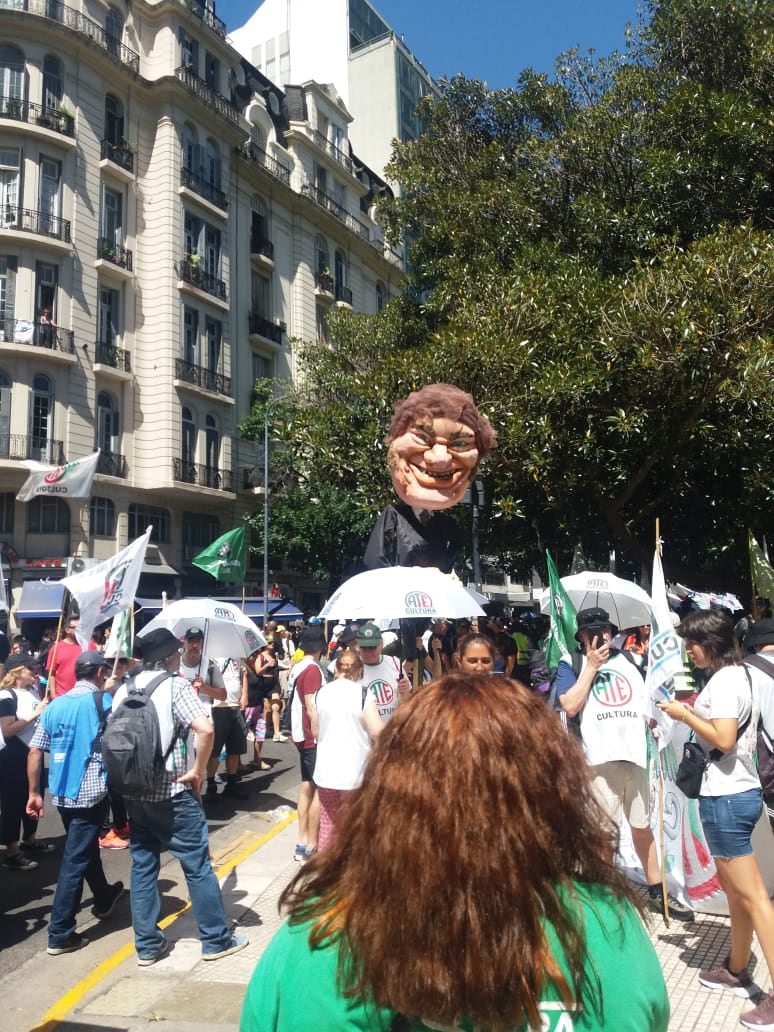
[388,416,479,509]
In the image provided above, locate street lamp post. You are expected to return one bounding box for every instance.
[263,404,269,626]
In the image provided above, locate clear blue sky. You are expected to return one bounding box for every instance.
[226,1,644,89]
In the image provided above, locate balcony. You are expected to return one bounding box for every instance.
[180,165,227,211]
[248,312,283,345]
[179,256,227,303]
[0,317,74,353]
[175,67,239,125]
[173,458,233,492]
[1,206,71,243]
[0,96,75,137]
[97,450,126,478]
[237,141,291,187]
[100,138,134,173]
[335,283,353,307]
[18,1,139,72]
[311,128,353,174]
[300,183,369,239]
[94,341,131,372]
[182,0,227,40]
[98,236,132,271]
[315,272,334,295]
[250,232,274,262]
[0,433,64,464]
[175,357,231,396]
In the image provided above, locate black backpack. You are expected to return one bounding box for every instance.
[101,672,176,796]
[745,655,774,799]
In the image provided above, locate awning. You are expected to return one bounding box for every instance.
[141,561,179,577]
[16,579,65,618]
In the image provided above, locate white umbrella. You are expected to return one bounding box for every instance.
[137,597,266,659]
[539,570,652,630]
[318,567,486,621]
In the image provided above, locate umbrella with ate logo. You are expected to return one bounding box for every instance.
[318,566,486,622]
[136,597,266,659]
[538,570,652,631]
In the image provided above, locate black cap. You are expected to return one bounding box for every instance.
[184,627,204,641]
[136,628,181,663]
[747,619,774,649]
[299,625,326,652]
[5,652,39,671]
[575,607,612,641]
[74,650,111,678]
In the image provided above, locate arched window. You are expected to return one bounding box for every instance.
[181,405,196,472]
[89,497,116,538]
[28,497,70,534]
[105,94,124,146]
[96,391,118,456]
[251,125,265,151]
[0,370,10,458]
[0,45,24,108]
[182,122,198,173]
[316,235,329,277]
[376,281,386,313]
[204,138,220,188]
[42,56,62,112]
[205,414,219,474]
[30,374,54,461]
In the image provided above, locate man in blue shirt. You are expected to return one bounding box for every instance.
[27,650,126,954]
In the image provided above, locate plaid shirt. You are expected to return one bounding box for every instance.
[29,680,108,809]
[128,673,210,803]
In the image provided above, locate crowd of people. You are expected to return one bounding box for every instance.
[5,597,774,1030]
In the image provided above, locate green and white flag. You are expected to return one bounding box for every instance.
[749,531,774,603]
[192,526,246,583]
[544,549,578,671]
[105,608,132,659]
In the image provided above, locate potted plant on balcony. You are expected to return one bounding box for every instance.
[186,252,203,285]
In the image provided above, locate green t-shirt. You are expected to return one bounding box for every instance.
[240,883,669,1032]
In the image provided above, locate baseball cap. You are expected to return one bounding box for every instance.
[184,627,204,641]
[299,625,327,652]
[74,650,111,678]
[575,607,612,641]
[356,623,382,647]
[136,628,183,663]
[5,652,39,671]
[747,619,774,650]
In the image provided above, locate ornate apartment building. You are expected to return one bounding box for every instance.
[0,0,401,627]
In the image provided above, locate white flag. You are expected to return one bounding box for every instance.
[62,528,152,649]
[646,547,685,747]
[0,556,7,613]
[16,451,101,503]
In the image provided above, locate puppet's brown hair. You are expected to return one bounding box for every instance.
[387,383,497,457]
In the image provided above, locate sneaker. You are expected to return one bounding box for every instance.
[137,938,171,967]
[48,932,89,956]
[222,782,249,800]
[698,958,754,997]
[202,933,248,961]
[99,829,129,850]
[740,992,774,1029]
[206,781,219,798]
[3,852,38,870]
[273,733,289,742]
[92,882,126,920]
[20,839,56,854]
[114,823,130,840]
[648,891,695,922]
[293,843,307,863]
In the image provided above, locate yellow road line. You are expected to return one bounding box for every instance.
[30,811,297,1032]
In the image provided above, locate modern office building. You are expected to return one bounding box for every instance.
[231,0,438,181]
[0,0,400,630]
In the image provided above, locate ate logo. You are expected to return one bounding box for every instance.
[369,679,394,707]
[404,590,433,612]
[592,669,633,708]
[43,460,76,484]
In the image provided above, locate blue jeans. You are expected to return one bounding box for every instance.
[699,788,763,859]
[49,799,111,947]
[126,791,231,959]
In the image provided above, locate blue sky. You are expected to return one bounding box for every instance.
[226,1,644,89]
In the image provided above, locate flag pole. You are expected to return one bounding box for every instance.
[654,518,670,927]
[45,609,65,701]
[749,530,757,608]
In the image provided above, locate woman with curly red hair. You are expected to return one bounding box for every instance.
[241,673,668,1031]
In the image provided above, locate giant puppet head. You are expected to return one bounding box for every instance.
[386,384,497,510]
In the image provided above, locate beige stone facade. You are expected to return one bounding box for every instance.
[0,0,400,630]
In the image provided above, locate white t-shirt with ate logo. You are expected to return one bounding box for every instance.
[361,656,401,722]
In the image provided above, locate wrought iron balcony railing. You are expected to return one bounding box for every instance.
[248,312,282,344]
[250,233,274,261]
[175,66,239,124]
[180,165,227,210]
[0,95,75,136]
[237,141,291,186]
[173,458,233,491]
[98,236,132,270]
[97,450,126,477]
[95,341,131,372]
[311,128,353,173]
[182,0,227,39]
[0,433,64,463]
[18,1,139,72]
[175,356,231,396]
[300,183,369,239]
[100,138,134,173]
[335,283,353,305]
[1,206,71,242]
[1,317,74,352]
[179,257,227,302]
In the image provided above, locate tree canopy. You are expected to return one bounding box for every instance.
[242,0,774,591]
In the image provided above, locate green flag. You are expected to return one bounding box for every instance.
[192,526,247,583]
[749,531,774,603]
[544,549,578,672]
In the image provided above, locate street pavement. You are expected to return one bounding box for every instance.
[3,743,773,1031]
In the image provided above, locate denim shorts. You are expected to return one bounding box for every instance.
[699,788,763,860]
